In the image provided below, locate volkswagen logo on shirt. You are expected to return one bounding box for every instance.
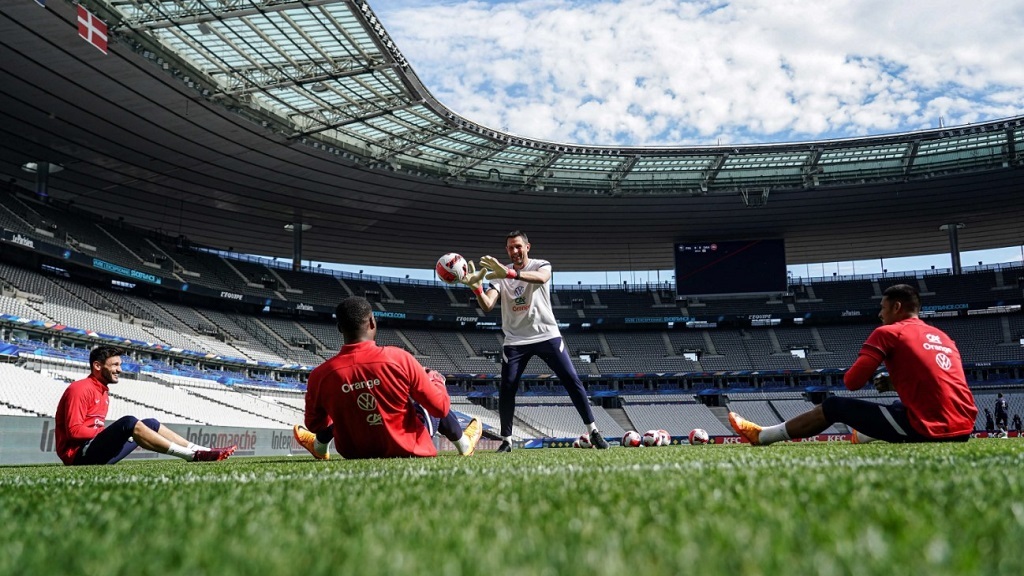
[357,393,377,411]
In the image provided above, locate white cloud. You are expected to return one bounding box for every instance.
[375,0,1024,146]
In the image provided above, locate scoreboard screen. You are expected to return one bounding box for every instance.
[674,239,787,296]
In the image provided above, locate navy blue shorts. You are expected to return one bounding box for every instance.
[821,397,970,443]
[413,402,461,442]
[74,416,160,465]
[498,337,594,437]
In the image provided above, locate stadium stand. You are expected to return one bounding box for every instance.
[923,271,1002,305]
[450,397,522,441]
[591,288,656,315]
[795,279,874,312]
[770,399,843,434]
[2,235,1024,442]
[0,199,37,235]
[271,267,348,306]
[700,330,754,371]
[930,316,1019,362]
[384,282,459,315]
[0,363,74,417]
[16,198,147,272]
[247,315,326,365]
[514,397,624,439]
[809,324,876,369]
[304,321,343,354]
[972,392,1024,431]
[620,397,733,436]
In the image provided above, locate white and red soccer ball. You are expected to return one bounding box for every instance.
[688,428,710,445]
[642,429,663,447]
[658,429,671,446]
[622,430,642,447]
[435,253,469,284]
[573,434,593,449]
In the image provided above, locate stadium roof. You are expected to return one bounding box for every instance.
[2,0,1023,272]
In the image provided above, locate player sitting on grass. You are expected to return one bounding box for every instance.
[293,296,482,459]
[55,345,236,465]
[729,284,977,445]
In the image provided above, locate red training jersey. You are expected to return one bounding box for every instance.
[54,375,110,465]
[304,340,451,458]
[858,317,977,438]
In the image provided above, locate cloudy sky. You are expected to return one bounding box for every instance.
[335,0,1024,281]
[374,0,1024,147]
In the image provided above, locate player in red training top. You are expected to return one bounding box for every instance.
[55,346,236,465]
[729,284,977,445]
[292,296,482,459]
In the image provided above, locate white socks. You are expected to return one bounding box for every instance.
[455,435,472,455]
[166,443,196,461]
[186,442,209,452]
[758,423,792,446]
[586,422,598,433]
[314,438,331,456]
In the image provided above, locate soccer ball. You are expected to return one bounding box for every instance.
[435,253,469,284]
[622,430,642,447]
[688,428,710,445]
[642,429,662,447]
[658,429,671,446]
[575,434,593,449]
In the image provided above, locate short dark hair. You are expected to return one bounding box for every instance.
[90,346,125,367]
[882,284,920,313]
[506,230,529,243]
[335,296,373,335]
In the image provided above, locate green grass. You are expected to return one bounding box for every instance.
[2,441,1023,576]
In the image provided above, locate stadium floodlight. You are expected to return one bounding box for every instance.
[21,162,63,174]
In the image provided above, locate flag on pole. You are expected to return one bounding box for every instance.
[77,4,108,54]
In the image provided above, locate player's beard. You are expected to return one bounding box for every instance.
[102,368,119,385]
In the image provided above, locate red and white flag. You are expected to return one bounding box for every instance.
[77,4,108,54]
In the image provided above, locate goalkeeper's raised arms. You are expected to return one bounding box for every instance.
[480,255,517,280]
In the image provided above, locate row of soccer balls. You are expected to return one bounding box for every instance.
[573,428,711,448]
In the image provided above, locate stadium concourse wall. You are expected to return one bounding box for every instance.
[0,415,485,466]
[0,415,300,466]
[5,415,1018,465]
[490,430,1022,450]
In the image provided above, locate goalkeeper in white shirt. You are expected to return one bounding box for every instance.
[462,230,609,452]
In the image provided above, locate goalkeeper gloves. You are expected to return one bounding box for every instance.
[480,255,518,280]
[459,260,487,295]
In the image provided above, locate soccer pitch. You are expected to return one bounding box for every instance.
[2,441,1021,576]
